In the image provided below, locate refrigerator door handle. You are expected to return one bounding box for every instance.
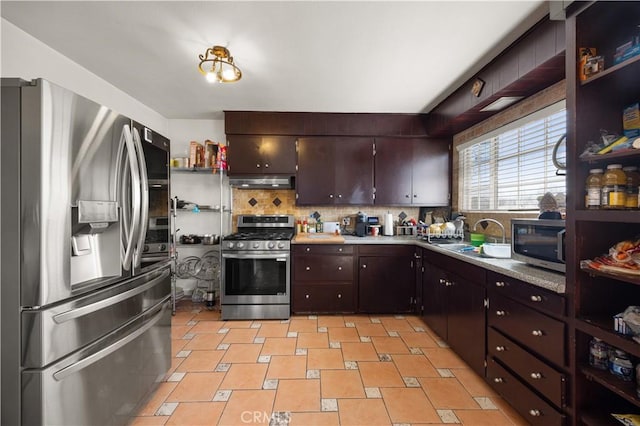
[52,297,169,382]
[120,124,142,270]
[52,268,170,324]
[131,127,149,269]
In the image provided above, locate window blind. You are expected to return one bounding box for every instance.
[459,101,566,211]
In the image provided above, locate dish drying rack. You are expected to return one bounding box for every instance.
[422,227,465,243]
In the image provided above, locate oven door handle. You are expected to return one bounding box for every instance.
[222,252,290,261]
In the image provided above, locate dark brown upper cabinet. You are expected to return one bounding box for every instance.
[374,138,450,206]
[227,135,296,176]
[296,137,374,205]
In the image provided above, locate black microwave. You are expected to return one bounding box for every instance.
[511,219,566,273]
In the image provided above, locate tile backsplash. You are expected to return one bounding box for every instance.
[232,189,419,230]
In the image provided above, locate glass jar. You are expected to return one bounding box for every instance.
[609,349,634,381]
[604,164,627,185]
[585,168,604,209]
[589,337,609,370]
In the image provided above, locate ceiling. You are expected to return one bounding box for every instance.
[1,1,549,120]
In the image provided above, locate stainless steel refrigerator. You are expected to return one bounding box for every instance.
[1,78,172,425]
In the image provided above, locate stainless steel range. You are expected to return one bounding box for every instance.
[221,214,295,320]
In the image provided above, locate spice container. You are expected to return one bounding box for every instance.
[609,349,634,381]
[589,337,609,370]
[601,164,627,209]
[585,168,604,209]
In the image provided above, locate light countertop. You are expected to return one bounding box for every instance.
[292,234,566,294]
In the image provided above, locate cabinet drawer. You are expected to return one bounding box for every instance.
[358,245,414,256]
[292,284,354,313]
[489,293,565,367]
[487,359,565,426]
[487,271,565,317]
[488,328,566,408]
[293,255,354,281]
[293,245,354,255]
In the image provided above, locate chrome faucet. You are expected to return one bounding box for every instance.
[472,218,506,244]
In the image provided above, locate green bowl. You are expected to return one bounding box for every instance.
[470,233,485,247]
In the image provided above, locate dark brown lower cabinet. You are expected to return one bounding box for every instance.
[358,245,416,313]
[291,244,356,313]
[421,250,486,376]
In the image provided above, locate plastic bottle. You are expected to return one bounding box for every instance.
[585,168,604,209]
[588,337,609,370]
[303,219,308,233]
[623,166,640,209]
[601,164,627,209]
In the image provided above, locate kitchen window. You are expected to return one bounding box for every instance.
[458,100,566,211]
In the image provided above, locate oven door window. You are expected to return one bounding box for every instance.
[224,256,288,296]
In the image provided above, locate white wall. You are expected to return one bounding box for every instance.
[1,19,168,134]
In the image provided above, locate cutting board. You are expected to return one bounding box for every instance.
[293,233,345,244]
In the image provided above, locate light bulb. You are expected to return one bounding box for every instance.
[205,71,218,83]
[222,68,237,81]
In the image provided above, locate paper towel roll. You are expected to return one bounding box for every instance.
[383,213,394,236]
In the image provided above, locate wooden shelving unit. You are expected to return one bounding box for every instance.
[567,2,640,424]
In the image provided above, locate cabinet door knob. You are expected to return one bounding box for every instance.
[531,330,543,337]
[405,194,410,198]
[338,248,343,252]
[264,163,269,168]
[338,266,342,271]
[439,278,446,284]
[306,247,311,252]
[493,377,504,383]
[446,281,453,287]
[305,294,310,299]
[528,409,541,417]
[329,194,334,198]
[495,281,505,287]
[530,372,542,379]
[413,194,417,198]
[496,310,506,316]
[496,346,505,352]
[256,163,261,168]
[530,295,542,302]
[305,266,311,271]
[338,194,342,198]
[362,264,367,269]
[337,294,342,299]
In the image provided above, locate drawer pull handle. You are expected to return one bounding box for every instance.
[338,266,342,271]
[496,310,506,316]
[305,266,311,271]
[264,163,269,168]
[338,248,343,252]
[256,163,261,168]
[362,264,367,269]
[306,247,311,252]
[493,377,504,383]
[439,278,446,284]
[530,372,542,379]
[496,281,505,287]
[529,409,541,417]
[445,281,453,287]
[532,330,543,337]
[305,294,310,299]
[495,346,505,352]
[530,295,542,302]
[337,294,342,299]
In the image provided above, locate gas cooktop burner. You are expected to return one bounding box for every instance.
[224,230,294,241]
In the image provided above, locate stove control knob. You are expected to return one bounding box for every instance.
[237,242,245,249]
[253,242,261,249]
[143,245,149,253]
[227,242,235,249]
[267,242,276,249]
[160,244,167,251]
[277,242,285,249]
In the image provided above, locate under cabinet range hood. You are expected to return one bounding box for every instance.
[229,176,294,189]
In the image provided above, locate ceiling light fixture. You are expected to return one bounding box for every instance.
[198,45,242,83]
[479,96,524,112]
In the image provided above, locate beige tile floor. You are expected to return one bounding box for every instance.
[132,302,528,425]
